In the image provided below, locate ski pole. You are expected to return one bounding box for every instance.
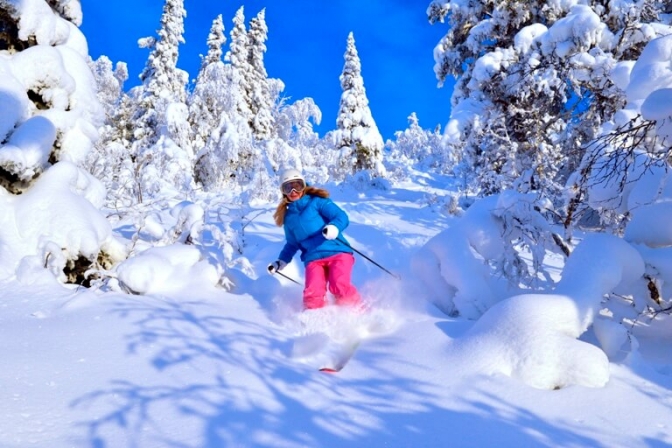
[276,270,302,286]
[336,237,400,280]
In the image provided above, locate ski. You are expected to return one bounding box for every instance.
[318,339,360,373]
[289,305,397,373]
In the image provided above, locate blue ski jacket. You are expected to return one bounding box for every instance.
[278,194,353,265]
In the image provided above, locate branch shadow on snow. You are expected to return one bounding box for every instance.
[449,386,621,448]
[70,292,616,448]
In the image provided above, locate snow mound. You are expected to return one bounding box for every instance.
[446,233,644,389]
[116,244,220,295]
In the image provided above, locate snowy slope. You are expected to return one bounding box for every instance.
[0,177,671,448]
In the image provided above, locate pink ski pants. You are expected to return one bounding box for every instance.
[303,253,361,309]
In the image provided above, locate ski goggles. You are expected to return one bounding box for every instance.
[281,179,306,195]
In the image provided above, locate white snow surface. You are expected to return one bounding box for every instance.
[1,175,672,447]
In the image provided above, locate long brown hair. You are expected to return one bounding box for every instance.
[273,186,329,226]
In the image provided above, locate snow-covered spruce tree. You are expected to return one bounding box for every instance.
[189,14,234,188]
[246,9,333,183]
[208,7,284,193]
[85,56,140,206]
[189,11,261,191]
[332,32,385,179]
[226,7,254,132]
[210,5,263,185]
[246,8,276,140]
[192,8,322,195]
[127,0,192,202]
[0,0,124,284]
[89,56,128,118]
[135,0,188,140]
[189,14,226,151]
[428,0,665,209]
[0,0,102,185]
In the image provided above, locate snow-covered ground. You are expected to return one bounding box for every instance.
[1,175,671,448]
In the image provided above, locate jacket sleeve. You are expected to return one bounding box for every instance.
[318,198,349,232]
[278,226,300,263]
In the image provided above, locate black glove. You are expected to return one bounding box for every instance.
[267,260,287,274]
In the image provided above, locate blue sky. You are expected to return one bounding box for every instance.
[80,1,454,140]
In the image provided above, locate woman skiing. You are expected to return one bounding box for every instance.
[268,168,362,310]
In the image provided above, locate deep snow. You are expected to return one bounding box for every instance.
[1,176,671,448]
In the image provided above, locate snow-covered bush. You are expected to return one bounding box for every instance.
[385,113,454,176]
[0,0,125,285]
[412,192,567,319]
